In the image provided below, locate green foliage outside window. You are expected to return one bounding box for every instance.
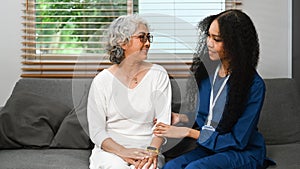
[35,0,138,55]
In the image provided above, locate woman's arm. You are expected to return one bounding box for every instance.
[139,65,172,169]
[154,122,200,139]
[87,78,110,147]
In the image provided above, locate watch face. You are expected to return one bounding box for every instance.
[147,146,157,151]
[146,146,159,156]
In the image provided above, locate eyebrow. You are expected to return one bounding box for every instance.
[137,32,149,35]
[209,32,221,38]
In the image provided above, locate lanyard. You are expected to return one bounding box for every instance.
[204,64,230,131]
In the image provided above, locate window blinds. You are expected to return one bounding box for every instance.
[21,0,241,78]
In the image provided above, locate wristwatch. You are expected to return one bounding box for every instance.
[146,146,159,155]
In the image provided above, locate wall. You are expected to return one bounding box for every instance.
[0,0,293,105]
[0,1,22,105]
[241,0,292,78]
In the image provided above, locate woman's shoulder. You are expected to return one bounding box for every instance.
[92,69,112,83]
[151,63,168,73]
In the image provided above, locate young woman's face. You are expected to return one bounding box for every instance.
[122,24,150,61]
[206,19,225,61]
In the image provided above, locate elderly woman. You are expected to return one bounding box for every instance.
[87,14,171,169]
[154,9,275,169]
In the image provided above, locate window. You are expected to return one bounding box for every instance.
[22,0,241,78]
[139,0,227,77]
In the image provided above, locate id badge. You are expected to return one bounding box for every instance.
[202,125,215,131]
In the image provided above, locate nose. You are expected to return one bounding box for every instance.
[206,36,213,48]
[144,39,150,47]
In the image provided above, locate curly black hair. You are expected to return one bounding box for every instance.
[187,9,260,134]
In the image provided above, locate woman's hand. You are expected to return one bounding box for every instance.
[171,112,180,125]
[118,147,150,162]
[134,154,158,169]
[153,122,190,138]
[123,157,139,166]
[118,148,160,168]
[171,112,190,125]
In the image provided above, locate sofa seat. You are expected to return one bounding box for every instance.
[0,149,91,169]
[266,143,300,169]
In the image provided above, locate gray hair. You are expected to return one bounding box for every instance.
[106,14,149,64]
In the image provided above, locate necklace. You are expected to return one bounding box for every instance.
[126,74,138,84]
[132,76,138,84]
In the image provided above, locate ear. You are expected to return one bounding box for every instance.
[121,41,129,51]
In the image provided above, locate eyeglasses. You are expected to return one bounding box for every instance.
[131,33,153,43]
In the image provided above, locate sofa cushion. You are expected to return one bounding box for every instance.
[0,149,91,169]
[258,78,300,145]
[0,91,71,148]
[266,143,300,169]
[50,91,93,149]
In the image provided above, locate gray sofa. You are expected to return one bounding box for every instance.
[0,78,299,169]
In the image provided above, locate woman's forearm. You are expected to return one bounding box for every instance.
[187,128,200,139]
[101,138,125,156]
[149,136,164,149]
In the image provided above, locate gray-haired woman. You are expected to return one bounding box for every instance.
[87,14,171,169]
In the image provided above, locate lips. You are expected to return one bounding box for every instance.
[208,50,216,55]
[142,48,149,53]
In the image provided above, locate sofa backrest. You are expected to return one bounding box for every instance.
[258,78,300,145]
[8,77,300,146]
[12,78,93,109]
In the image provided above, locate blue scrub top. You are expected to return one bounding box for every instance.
[196,72,267,164]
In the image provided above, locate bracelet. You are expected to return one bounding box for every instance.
[146,146,159,155]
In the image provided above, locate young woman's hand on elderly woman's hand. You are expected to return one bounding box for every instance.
[153,122,190,138]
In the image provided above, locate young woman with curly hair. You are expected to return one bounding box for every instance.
[154,9,275,169]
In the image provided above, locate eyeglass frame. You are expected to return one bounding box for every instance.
[131,33,153,43]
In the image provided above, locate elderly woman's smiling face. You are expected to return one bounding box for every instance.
[122,24,150,61]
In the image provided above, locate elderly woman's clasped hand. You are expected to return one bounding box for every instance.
[118,147,159,169]
[134,154,158,169]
